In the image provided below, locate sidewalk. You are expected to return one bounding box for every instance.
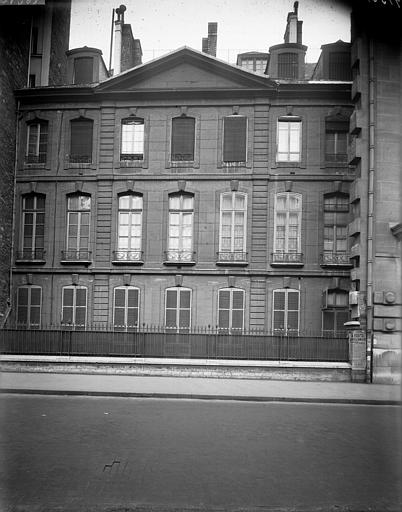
[1,371,401,404]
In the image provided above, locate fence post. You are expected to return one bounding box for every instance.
[345,321,366,383]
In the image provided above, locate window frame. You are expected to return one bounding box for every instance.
[120,117,145,162]
[277,52,299,79]
[25,120,48,164]
[16,285,42,328]
[113,286,140,331]
[61,285,88,328]
[66,193,91,255]
[116,193,143,262]
[20,193,45,260]
[69,117,94,164]
[322,289,349,335]
[166,193,194,263]
[273,192,302,254]
[165,287,192,332]
[219,192,247,255]
[323,194,349,256]
[222,115,248,164]
[73,56,94,84]
[170,116,196,163]
[217,287,245,333]
[276,116,302,163]
[272,288,300,334]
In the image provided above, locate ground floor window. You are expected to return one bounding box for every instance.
[17,286,41,328]
[62,286,87,327]
[218,288,245,332]
[113,287,139,330]
[272,289,299,333]
[165,287,191,331]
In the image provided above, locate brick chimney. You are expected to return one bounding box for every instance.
[201,22,218,57]
[114,4,142,74]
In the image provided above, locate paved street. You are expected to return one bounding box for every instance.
[0,394,401,512]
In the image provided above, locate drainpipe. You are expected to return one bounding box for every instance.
[366,37,375,382]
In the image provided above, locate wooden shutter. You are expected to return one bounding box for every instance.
[223,116,247,162]
[70,119,93,162]
[171,117,195,161]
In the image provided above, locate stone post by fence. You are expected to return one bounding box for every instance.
[345,321,366,383]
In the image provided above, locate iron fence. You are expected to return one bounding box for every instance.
[0,325,349,362]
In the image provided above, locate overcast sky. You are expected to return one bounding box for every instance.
[69,0,351,67]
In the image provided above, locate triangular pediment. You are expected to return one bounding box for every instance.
[96,47,276,93]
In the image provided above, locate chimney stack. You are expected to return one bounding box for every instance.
[201,22,218,57]
[113,4,126,75]
[113,4,142,75]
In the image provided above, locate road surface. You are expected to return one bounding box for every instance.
[0,394,401,511]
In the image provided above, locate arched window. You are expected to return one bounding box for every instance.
[273,193,302,264]
[171,116,195,161]
[113,287,140,331]
[116,193,143,262]
[121,117,144,161]
[20,193,45,260]
[272,288,299,334]
[62,286,87,327]
[165,287,192,331]
[218,192,247,262]
[65,194,91,260]
[70,118,93,163]
[218,288,245,332]
[166,193,194,263]
[17,286,42,328]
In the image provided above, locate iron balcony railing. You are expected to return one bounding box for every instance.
[112,250,144,263]
[325,153,348,164]
[216,251,248,264]
[0,325,349,362]
[120,153,144,161]
[171,153,194,162]
[271,252,304,265]
[61,249,92,262]
[24,154,46,164]
[164,250,196,264]
[321,252,352,266]
[68,155,92,164]
[16,249,45,261]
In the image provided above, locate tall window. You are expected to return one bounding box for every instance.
[223,116,247,163]
[26,120,48,163]
[116,194,143,261]
[325,117,349,163]
[218,288,245,332]
[62,286,87,327]
[73,57,93,84]
[273,289,299,333]
[121,117,144,160]
[17,286,41,328]
[113,287,139,330]
[70,118,93,163]
[66,194,91,257]
[165,287,191,331]
[274,193,302,260]
[277,117,301,162]
[322,290,349,334]
[219,192,247,261]
[21,194,45,260]
[171,116,195,161]
[278,53,298,79]
[328,52,351,81]
[167,193,194,262]
[323,194,349,259]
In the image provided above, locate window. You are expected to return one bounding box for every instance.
[62,286,87,327]
[167,193,194,262]
[165,287,191,331]
[278,53,298,79]
[113,287,139,330]
[116,194,143,261]
[218,288,245,332]
[171,116,195,161]
[322,290,349,334]
[121,117,144,161]
[219,192,247,262]
[73,57,94,84]
[277,117,301,162]
[70,118,93,163]
[273,289,299,333]
[328,52,351,81]
[26,120,48,163]
[323,194,349,261]
[21,194,45,260]
[17,286,41,328]
[66,194,91,259]
[325,118,349,163]
[273,193,302,262]
[223,115,247,163]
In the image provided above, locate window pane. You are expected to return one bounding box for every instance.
[166,309,176,327]
[63,288,74,307]
[76,288,87,307]
[179,290,191,309]
[231,310,243,329]
[232,291,244,310]
[114,308,125,326]
[166,290,177,309]
[179,310,190,328]
[75,307,86,325]
[218,309,229,329]
[127,289,139,308]
[18,288,29,306]
[30,288,41,306]
[114,289,126,308]
[287,291,299,311]
[219,290,230,309]
[273,291,285,310]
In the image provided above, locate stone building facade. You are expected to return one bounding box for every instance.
[0,0,71,324]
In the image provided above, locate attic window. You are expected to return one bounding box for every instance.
[73,57,94,84]
[171,117,195,162]
[278,53,298,79]
[121,118,144,161]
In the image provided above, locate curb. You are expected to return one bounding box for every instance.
[1,388,401,405]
